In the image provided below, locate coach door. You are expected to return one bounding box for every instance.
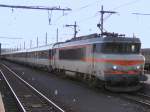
[93,44,101,79]
[93,43,105,80]
[49,49,52,65]
[92,44,96,76]
[51,49,57,69]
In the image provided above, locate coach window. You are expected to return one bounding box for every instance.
[29,52,32,58]
[38,51,41,58]
[45,50,49,58]
[29,52,31,58]
[37,51,46,59]
[34,52,36,58]
[42,50,49,58]
[49,50,52,58]
[32,52,35,58]
[52,49,56,56]
[40,51,42,58]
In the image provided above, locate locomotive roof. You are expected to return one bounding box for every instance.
[53,33,141,48]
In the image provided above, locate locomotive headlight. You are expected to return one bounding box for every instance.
[136,66,140,69]
[113,66,117,70]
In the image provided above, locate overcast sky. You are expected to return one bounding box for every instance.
[0,0,149,49]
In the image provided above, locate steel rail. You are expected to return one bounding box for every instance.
[137,93,150,98]
[122,93,150,106]
[2,64,65,112]
[0,70,26,112]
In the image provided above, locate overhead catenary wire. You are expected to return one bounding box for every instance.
[0,4,71,11]
[51,0,141,28]
[0,4,72,49]
[0,37,23,39]
[77,0,142,24]
[64,0,142,27]
[132,13,150,15]
[73,0,99,12]
[78,13,99,24]
[0,1,145,49]
[52,0,99,24]
[112,0,142,10]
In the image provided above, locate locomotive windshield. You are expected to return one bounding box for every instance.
[93,43,140,54]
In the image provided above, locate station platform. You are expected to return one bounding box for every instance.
[0,92,5,112]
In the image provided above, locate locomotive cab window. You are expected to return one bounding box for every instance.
[93,43,140,54]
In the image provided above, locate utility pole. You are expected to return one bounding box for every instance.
[17,45,18,51]
[65,21,78,38]
[97,5,117,35]
[0,43,1,55]
[20,44,21,50]
[30,40,32,48]
[56,28,59,43]
[37,37,38,47]
[45,32,48,45]
[24,41,25,49]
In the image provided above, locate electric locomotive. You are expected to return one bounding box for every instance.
[53,32,146,92]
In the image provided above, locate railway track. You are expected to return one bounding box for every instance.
[0,64,65,112]
[121,92,150,107]
[0,71,20,112]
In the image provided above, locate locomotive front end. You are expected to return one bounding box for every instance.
[104,54,146,92]
[94,36,147,92]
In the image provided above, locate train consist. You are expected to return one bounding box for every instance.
[1,33,147,92]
